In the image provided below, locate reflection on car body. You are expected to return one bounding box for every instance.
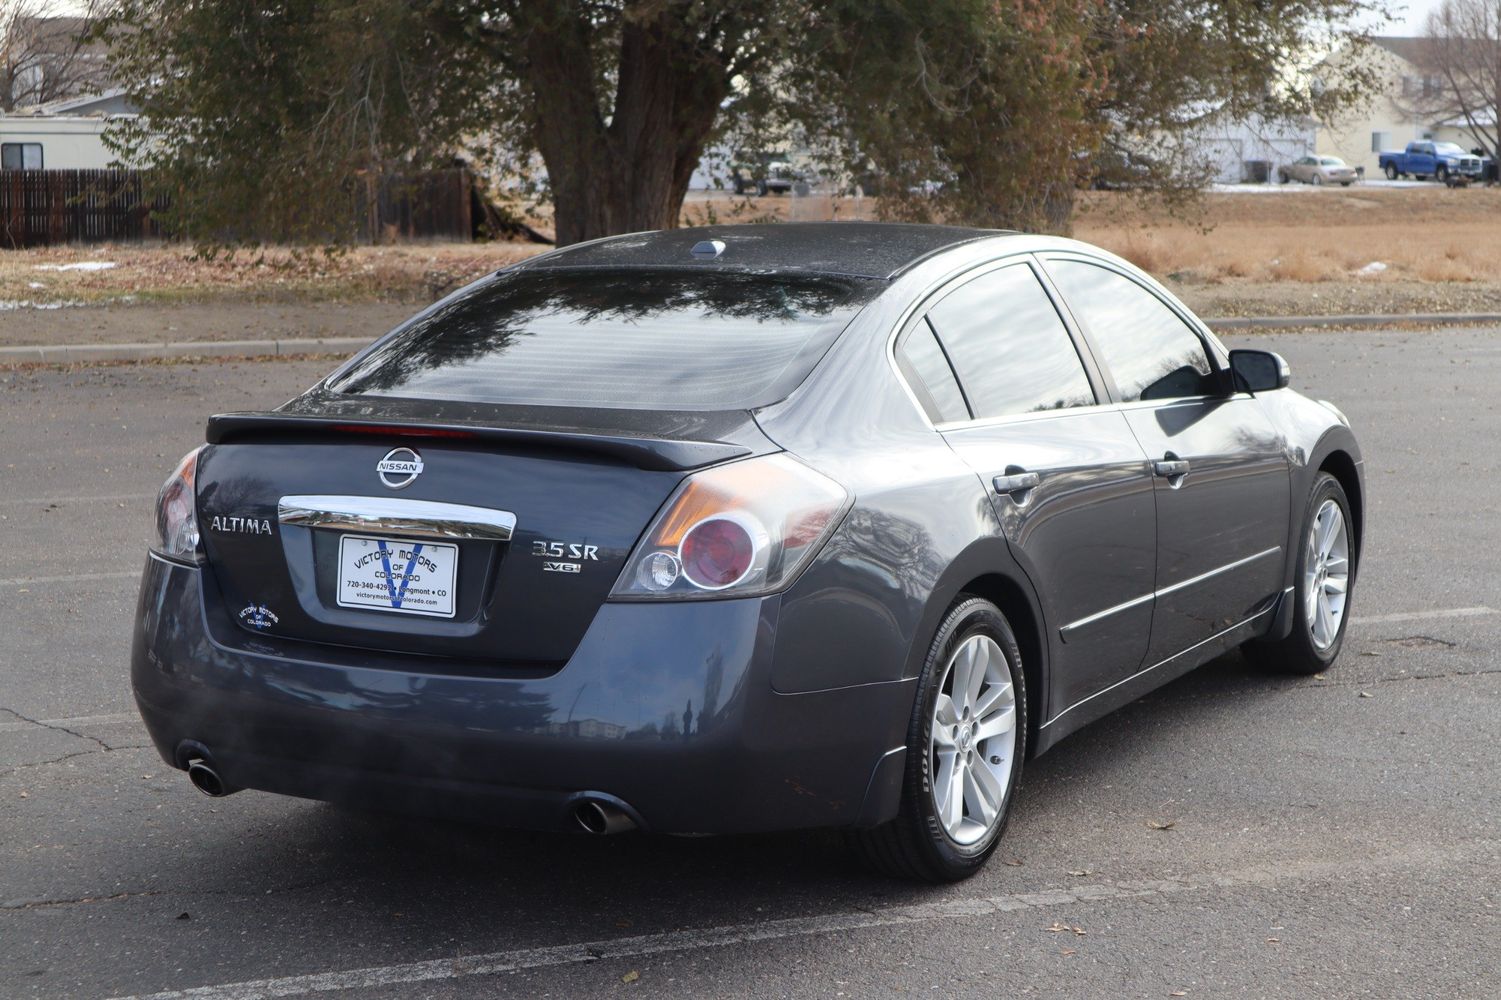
[134,222,1364,882]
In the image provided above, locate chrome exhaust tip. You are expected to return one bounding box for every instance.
[186,759,234,797]
[574,798,637,835]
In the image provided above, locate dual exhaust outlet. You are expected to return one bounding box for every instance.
[178,740,639,833]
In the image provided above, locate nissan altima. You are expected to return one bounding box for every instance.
[134,223,1363,882]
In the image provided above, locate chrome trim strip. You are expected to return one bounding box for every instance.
[1157,546,1281,600]
[1059,591,1156,639]
[1060,546,1281,640]
[277,495,517,542]
[1043,605,1275,729]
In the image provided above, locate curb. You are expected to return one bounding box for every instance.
[2,312,1498,366]
[0,336,370,365]
[1206,312,1501,330]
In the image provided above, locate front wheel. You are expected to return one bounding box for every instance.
[848,597,1026,882]
[1437,165,1449,182]
[1312,173,1324,186]
[1245,473,1354,674]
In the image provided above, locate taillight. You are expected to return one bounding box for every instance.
[611,454,850,600]
[152,447,203,562]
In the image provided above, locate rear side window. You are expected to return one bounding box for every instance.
[1045,261,1213,402]
[895,320,969,423]
[331,269,881,411]
[924,264,1095,420]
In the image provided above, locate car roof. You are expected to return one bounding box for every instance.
[517,222,1016,280]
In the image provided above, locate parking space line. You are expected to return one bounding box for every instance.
[1352,606,1496,626]
[0,570,140,587]
[0,492,154,507]
[0,712,139,735]
[104,844,1496,1000]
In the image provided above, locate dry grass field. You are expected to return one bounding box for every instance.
[2,185,1498,320]
[0,244,542,307]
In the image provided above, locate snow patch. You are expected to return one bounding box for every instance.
[34,261,117,272]
[1357,261,1388,276]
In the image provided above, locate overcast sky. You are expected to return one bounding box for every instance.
[1391,0,1442,33]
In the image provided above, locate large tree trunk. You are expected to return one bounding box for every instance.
[522,3,734,245]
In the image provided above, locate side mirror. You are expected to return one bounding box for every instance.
[1228,349,1290,392]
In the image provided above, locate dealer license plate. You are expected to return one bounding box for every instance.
[336,534,458,618]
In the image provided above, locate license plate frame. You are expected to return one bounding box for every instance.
[335,534,458,619]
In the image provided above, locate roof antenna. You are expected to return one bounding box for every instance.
[690,239,726,259]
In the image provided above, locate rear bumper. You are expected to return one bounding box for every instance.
[131,555,913,834]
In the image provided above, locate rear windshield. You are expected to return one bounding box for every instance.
[330,268,881,410]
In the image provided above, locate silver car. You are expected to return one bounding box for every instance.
[1279,155,1357,186]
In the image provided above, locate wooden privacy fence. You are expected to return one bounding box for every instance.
[0,168,474,247]
[0,170,166,247]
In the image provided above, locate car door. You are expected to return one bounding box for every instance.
[1413,143,1435,175]
[1041,256,1291,667]
[895,258,1158,714]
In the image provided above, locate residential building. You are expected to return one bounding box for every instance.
[1316,37,1490,174]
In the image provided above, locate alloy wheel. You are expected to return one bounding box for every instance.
[1304,498,1350,651]
[930,634,1017,845]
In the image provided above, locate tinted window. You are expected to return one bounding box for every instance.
[925,264,1094,419]
[895,320,969,423]
[1046,261,1213,402]
[332,269,881,411]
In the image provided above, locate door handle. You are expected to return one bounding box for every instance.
[993,470,1041,504]
[1153,454,1190,487]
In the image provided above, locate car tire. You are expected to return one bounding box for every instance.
[756,179,768,197]
[848,596,1027,883]
[1385,164,1399,180]
[1279,172,1289,184]
[1437,165,1449,182]
[1312,173,1324,186]
[1245,473,1355,675]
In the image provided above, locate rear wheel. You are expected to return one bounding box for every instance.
[1312,173,1324,186]
[1245,473,1354,675]
[1385,163,1399,180]
[848,597,1026,882]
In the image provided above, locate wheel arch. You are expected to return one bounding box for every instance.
[944,571,1048,761]
[1317,447,1364,572]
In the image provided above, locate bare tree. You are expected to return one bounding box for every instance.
[1403,0,1501,160]
[0,1,112,113]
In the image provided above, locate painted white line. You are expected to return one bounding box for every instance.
[0,712,139,735]
[0,492,154,507]
[0,570,139,587]
[94,874,1247,1000]
[1352,606,1497,626]
[103,844,1496,1000]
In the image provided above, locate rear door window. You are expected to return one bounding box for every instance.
[1045,260,1214,402]
[332,269,882,411]
[924,263,1096,420]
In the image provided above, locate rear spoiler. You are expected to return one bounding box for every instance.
[204,412,752,473]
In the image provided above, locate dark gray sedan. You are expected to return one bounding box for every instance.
[134,223,1363,882]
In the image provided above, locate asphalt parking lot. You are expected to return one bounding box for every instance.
[2,327,1498,999]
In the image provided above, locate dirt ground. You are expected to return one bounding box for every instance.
[2,185,1498,346]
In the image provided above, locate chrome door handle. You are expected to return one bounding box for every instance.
[993,471,1041,504]
[1153,459,1190,478]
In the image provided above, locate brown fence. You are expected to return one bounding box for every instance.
[0,168,474,247]
[0,170,166,247]
[356,169,473,243]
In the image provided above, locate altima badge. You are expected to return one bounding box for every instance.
[377,447,424,490]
